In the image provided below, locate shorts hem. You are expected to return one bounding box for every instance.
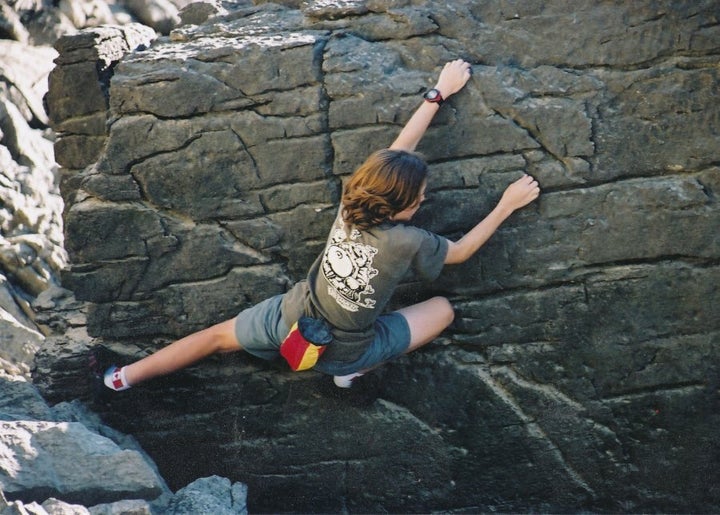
[313,312,411,376]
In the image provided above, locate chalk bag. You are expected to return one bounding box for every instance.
[280,316,332,371]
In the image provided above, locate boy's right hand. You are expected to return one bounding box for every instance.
[499,174,541,213]
[434,59,472,99]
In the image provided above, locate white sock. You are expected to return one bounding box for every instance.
[104,366,131,391]
[333,372,364,389]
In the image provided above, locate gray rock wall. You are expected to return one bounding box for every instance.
[42,1,719,513]
[0,1,252,512]
[0,40,64,378]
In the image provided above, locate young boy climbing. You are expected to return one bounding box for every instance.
[102,58,540,391]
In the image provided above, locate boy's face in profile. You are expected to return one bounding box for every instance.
[391,182,427,222]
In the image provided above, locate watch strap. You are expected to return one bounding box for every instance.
[423,88,444,105]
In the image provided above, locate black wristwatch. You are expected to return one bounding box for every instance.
[423,88,444,105]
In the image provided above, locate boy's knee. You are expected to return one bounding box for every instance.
[433,296,455,326]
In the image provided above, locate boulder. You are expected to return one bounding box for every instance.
[1,490,92,515]
[121,0,181,35]
[166,476,247,515]
[0,325,248,513]
[0,420,164,506]
[178,1,227,27]
[39,1,720,513]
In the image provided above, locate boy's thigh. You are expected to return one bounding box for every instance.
[396,296,454,350]
[234,294,290,360]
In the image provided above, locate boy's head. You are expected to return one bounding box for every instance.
[342,149,428,229]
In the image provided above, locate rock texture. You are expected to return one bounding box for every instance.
[0,0,204,375]
[0,352,248,513]
[0,1,250,512]
[0,40,64,377]
[39,1,719,513]
[0,308,249,514]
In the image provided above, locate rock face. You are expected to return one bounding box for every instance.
[41,1,719,513]
[0,360,251,513]
[0,0,210,379]
[0,40,64,376]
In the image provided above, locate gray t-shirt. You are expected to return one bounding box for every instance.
[281,210,449,362]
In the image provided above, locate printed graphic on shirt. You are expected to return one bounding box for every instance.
[322,225,378,312]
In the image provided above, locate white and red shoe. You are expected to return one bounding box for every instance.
[103,366,131,391]
[333,372,364,389]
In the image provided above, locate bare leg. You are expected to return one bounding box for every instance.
[334,296,455,387]
[396,296,455,353]
[123,317,241,386]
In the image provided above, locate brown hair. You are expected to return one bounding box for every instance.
[341,149,428,230]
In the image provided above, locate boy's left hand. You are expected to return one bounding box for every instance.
[499,174,541,213]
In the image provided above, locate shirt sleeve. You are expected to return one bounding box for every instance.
[411,228,449,282]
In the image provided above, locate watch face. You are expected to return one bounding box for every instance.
[424,89,442,102]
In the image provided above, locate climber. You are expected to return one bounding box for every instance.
[98,58,540,391]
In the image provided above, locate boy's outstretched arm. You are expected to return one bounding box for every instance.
[445,174,541,264]
[389,59,472,152]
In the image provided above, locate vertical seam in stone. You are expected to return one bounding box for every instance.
[313,36,340,203]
